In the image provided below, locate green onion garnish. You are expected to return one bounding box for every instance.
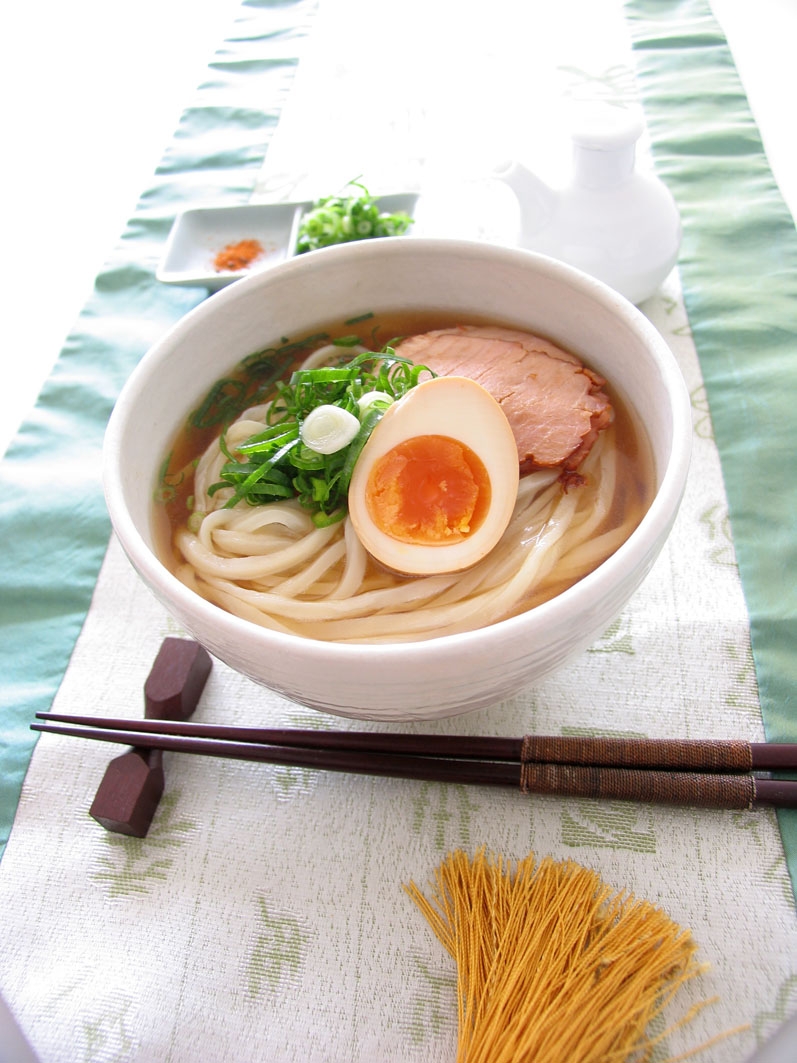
[209,346,434,525]
[295,180,414,255]
[189,334,330,430]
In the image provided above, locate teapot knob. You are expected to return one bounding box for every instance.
[569,103,645,189]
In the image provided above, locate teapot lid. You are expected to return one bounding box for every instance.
[569,102,644,150]
[567,103,644,187]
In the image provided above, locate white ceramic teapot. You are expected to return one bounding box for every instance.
[493,105,682,304]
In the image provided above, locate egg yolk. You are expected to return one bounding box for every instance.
[365,434,491,545]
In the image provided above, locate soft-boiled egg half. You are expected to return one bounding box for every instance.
[348,376,519,576]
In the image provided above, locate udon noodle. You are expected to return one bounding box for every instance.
[156,317,651,644]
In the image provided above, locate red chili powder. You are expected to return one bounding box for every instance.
[213,238,264,272]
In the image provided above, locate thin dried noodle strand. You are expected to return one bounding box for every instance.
[405,849,744,1063]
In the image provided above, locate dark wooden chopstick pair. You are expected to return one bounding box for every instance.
[31,712,797,810]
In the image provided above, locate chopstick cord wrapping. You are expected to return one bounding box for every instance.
[520,734,753,771]
[519,762,757,808]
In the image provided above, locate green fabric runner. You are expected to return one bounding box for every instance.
[627,0,797,894]
[0,0,315,861]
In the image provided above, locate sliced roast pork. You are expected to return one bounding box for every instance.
[398,325,613,474]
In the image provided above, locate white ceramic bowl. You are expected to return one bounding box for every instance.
[104,238,690,721]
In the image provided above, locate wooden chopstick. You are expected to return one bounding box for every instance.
[32,712,797,770]
[31,714,797,810]
[35,713,521,761]
[33,720,520,786]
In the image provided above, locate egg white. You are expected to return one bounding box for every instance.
[348,376,519,575]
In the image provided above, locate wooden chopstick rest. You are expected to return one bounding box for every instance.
[142,637,214,722]
[88,639,212,837]
[88,748,167,837]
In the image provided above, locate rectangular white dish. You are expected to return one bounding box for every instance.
[156,194,419,291]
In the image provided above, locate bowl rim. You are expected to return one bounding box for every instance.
[104,237,691,663]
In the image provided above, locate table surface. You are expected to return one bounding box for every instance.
[1,2,796,1061]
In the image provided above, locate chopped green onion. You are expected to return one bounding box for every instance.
[301,405,361,454]
[357,390,394,416]
[207,337,435,522]
[189,333,329,429]
[295,180,414,255]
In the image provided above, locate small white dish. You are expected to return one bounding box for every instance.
[156,194,419,291]
[156,202,303,291]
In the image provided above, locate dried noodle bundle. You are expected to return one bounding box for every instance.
[405,849,736,1063]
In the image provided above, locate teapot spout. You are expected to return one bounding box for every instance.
[492,159,557,241]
